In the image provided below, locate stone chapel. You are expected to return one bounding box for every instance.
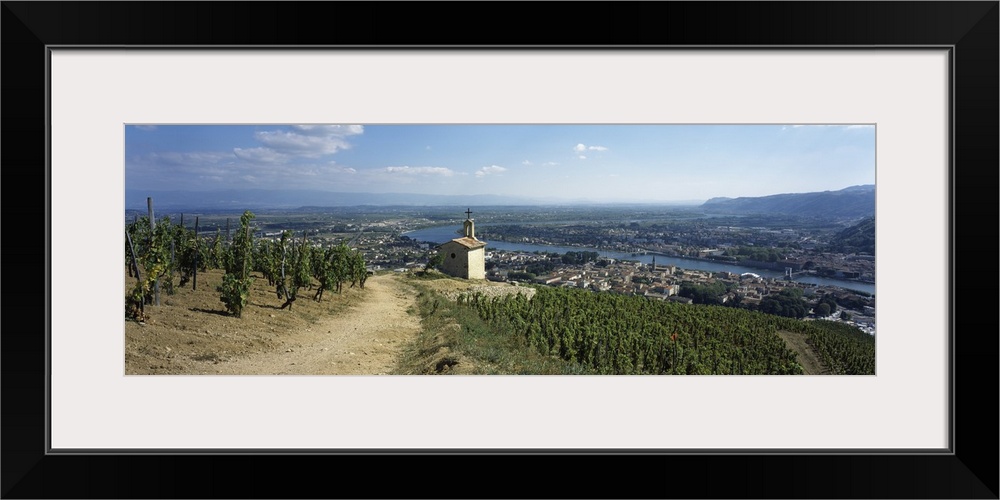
[438,208,486,280]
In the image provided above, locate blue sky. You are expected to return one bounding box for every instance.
[125,124,875,203]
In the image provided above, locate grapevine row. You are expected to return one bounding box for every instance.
[460,286,875,375]
[125,210,367,320]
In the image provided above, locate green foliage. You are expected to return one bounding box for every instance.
[813,295,838,316]
[397,286,593,375]
[350,249,368,289]
[525,259,559,276]
[217,272,252,317]
[815,302,831,317]
[272,230,313,309]
[507,271,535,282]
[679,281,729,305]
[291,233,313,292]
[217,211,255,317]
[210,230,226,269]
[461,287,812,375]
[759,289,808,318]
[125,215,176,320]
[725,246,788,263]
[173,222,203,287]
[312,241,343,301]
[789,319,874,374]
[425,252,445,271]
[254,239,275,286]
[561,251,600,265]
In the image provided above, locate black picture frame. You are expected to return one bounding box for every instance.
[3,2,997,498]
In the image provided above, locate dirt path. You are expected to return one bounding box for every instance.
[776,330,829,375]
[212,273,421,375]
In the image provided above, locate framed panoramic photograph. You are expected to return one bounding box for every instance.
[5,2,997,498]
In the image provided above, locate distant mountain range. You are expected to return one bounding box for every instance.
[701,185,875,218]
[125,186,874,214]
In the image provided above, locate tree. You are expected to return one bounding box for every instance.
[815,302,831,317]
[817,295,838,315]
[424,251,445,272]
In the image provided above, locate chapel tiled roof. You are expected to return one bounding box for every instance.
[445,237,486,249]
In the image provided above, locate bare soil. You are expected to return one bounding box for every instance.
[124,269,521,375]
[125,269,428,375]
[776,330,830,375]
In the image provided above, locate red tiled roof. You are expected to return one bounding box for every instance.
[445,237,486,249]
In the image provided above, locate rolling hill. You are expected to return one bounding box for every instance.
[701,185,875,218]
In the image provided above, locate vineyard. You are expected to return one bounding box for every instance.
[125,209,368,321]
[459,286,875,375]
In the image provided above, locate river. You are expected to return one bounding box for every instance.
[402,224,875,295]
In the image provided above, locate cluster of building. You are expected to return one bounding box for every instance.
[506,258,874,333]
[484,221,875,283]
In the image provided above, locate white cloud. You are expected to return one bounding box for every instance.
[129,148,361,191]
[291,124,364,136]
[542,161,559,166]
[522,160,532,166]
[134,125,157,131]
[475,165,507,178]
[143,151,230,165]
[574,143,608,155]
[233,147,291,165]
[385,166,455,176]
[253,131,351,156]
[244,124,364,160]
[130,152,234,174]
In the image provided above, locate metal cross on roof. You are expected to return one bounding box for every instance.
[465,208,473,219]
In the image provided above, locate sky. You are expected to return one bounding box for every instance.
[125,124,876,204]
